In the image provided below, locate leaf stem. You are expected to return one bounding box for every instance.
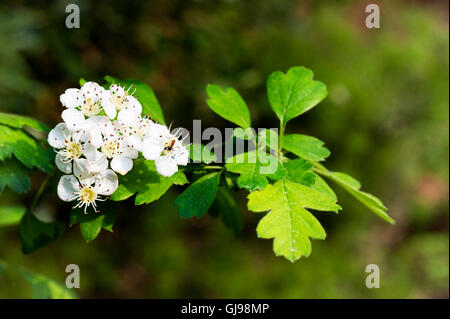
[202,165,225,170]
[182,164,225,174]
[278,119,285,157]
[311,162,329,175]
[29,174,52,212]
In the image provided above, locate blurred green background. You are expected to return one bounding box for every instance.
[0,0,448,298]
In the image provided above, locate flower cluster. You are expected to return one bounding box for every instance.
[48,81,189,213]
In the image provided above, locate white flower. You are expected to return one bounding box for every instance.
[60,82,105,129]
[60,82,106,148]
[154,150,189,177]
[142,125,189,177]
[100,130,138,175]
[52,80,192,212]
[119,115,155,152]
[57,170,118,213]
[102,84,142,126]
[48,123,107,175]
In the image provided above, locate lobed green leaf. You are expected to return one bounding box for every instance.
[0,112,51,133]
[267,66,327,124]
[225,151,285,191]
[0,124,53,174]
[248,179,341,262]
[282,159,316,186]
[206,84,251,129]
[283,134,330,162]
[0,160,31,193]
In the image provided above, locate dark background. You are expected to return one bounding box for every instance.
[0,0,448,298]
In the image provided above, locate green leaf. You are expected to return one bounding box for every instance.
[311,174,337,201]
[69,207,118,242]
[0,261,77,298]
[0,125,53,174]
[0,160,31,193]
[79,78,87,86]
[175,172,221,218]
[248,179,341,262]
[283,134,330,162]
[80,218,104,242]
[173,172,189,185]
[226,151,285,191]
[206,84,251,128]
[211,185,243,235]
[104,76,165,124]
[188,143,217,164]
[110,159,187,204]
[104,75,118,85]
[233,127,256,140]
[19,210,65,254]
[0,205,26,226]
[267,66,327,123]
[224,171,239,190]
[17,267,77,299]
[316,167,394,224]
[0,112,51,133]
[258,129,279,151]
[283,159,316,186]
[333,172,361,189]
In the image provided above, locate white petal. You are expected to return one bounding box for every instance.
[95,169,118,195]
[148,123,170,140]
[155,156,178,177]
[87,125,103,148]
[125,135,143,152]
[111,156,133,175]
[86,115,108,128]
[123,96,142,114]
[117,109,140,127]
[139,118,156,136]
[121,146,138,159]
[95,116,116,136]
[142,138,163,160]
[101,91,117,119]
[73,158,91,180]
[175,148,189,166]
[79,118,103,148]
[109,84,125,96]
[120,138,139,158]
[48,123,67,148]
[62,109,85,131]
[83,143,97,161]
[55,153,72,174]
[83,145,108,172]
[112,120,126,134]
[57,175,80,202]
[60,89,82,109]
[90,153,108,173]
[79,175,95,187]
[81,82,104,100]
